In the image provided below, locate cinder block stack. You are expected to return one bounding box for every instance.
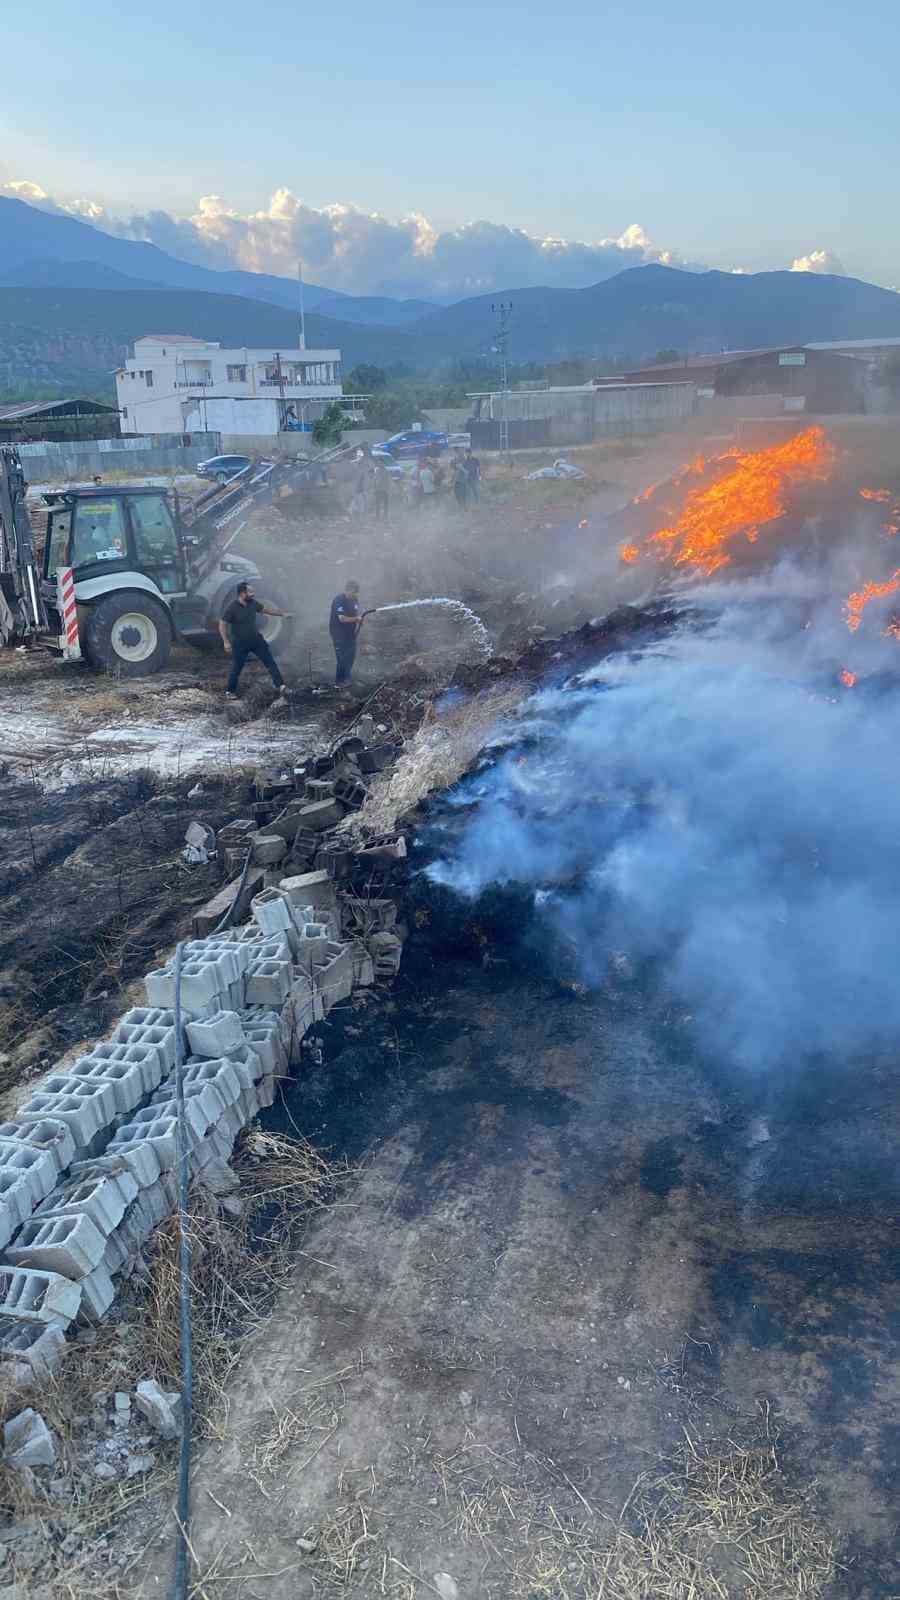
[0,716,411,1380]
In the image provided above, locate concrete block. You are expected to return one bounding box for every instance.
[280,868,337,916]
[235,1085,261,1122]
[0,1169,35,1250]
[194,865,266,937]
[108,1115,177,1176]
[110,1021,175,1077]
[297,798,344,832]
[245,958,291,1007]
[186,1011,245,1058]
[242,1025,285,1076]
[78,1263,115,1322]
[36,1168,137,1233]
[251,887,294,938]
[315,942,354,1013]
[294,925,329,975]
[0,1266,82,1326]
[102,1230,131,1275]
[183,1058,242,1106]
[150,1082,225,1142]
[0,1316,67,1382]
[4,1408,56,1468]
[7,1212,107,1279]
[251,832,287,866]
[256,1073,277,1109]
[0,1141,57,1210]
[18,1086,108,1145]
[42,1071,119,1130]
[67,1056,147,1116]
[368,930,403,977]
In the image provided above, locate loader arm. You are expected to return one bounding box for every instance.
[181,454,328,586]
[0,446,47,645]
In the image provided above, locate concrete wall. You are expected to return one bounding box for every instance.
[17,433,220,482]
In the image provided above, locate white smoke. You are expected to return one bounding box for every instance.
[427,554,900,1072]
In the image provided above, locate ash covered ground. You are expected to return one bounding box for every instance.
[4,429,900,1597]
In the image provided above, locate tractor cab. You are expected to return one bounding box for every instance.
[42,486,188,597]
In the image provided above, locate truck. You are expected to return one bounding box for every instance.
[0,448,322,676]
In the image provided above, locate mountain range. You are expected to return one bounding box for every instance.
[2,195,900,398]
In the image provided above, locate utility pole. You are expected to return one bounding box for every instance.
[491,301,512,464]
[297,260,307,352]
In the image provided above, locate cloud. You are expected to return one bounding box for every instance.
[0,174,861,301]
[0,175,702,299]
[790,248,847,276]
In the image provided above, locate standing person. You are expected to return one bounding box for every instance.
[466,449,481,504]
[329,579,363,685]
[220,581,291,700]
[374,459,390,521]
[452,454,469,510]
[419,458,435,508]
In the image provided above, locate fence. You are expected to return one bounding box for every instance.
[15,433,220,482]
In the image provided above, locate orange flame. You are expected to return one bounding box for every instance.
[884,620,900,640]
[859,487,892,502]
[844,569,900,632]
[840,668,857,687]
[620,543,640,564]
[624,427,836,577]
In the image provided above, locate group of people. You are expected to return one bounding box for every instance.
[220,578,364,698]
[350,448,481,519]
[220,444,483,700]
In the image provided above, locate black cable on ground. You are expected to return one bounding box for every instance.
[171,939,194,1600]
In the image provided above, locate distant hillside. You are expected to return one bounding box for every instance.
[407,264,900,363]
[0,286,416,399]
[0,196,434,326]
[2,265,900,401]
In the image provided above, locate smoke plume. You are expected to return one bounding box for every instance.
[428,563,900,1073]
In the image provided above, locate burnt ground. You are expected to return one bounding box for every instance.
[134,923,899,1599]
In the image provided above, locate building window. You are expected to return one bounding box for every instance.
[227,365,247,382]
[122,406,128,419]
[145,370,154,387]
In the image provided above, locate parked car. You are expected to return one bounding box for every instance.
[196,454,252,483]
[372,429,449,461]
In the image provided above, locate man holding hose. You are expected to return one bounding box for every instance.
[329,578,363,685]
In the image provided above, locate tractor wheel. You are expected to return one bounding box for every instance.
[85,593,172,677]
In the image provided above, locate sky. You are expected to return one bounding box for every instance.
[2,0,898,297]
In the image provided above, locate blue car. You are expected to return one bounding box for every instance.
[373,429,449,460]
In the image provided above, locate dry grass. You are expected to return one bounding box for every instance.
[0,1130,340,1598]
[143,1130,337,1435]
[431,1422,839,1600]
[356,684,526,834]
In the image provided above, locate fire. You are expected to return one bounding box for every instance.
[620,543,640,564]
[859,487,892,502]
[624,427,836,577]
[884,620,900,640]
[843,569,900,632]
[839,668,857,687]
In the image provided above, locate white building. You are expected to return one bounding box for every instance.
[116,334,346,438]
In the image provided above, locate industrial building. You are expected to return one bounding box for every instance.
[467,380,695,448]
[599,345,864,414]
[115,334,356,438]
[0,397,119,443]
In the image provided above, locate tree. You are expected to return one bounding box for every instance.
[312,402,346,447]
[345,364,387,393]
[654,349,682,366]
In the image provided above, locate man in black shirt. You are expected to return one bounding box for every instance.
[219,580,290,698]
[329,579,362,685]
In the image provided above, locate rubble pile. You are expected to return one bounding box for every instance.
[0,713,408,1409]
